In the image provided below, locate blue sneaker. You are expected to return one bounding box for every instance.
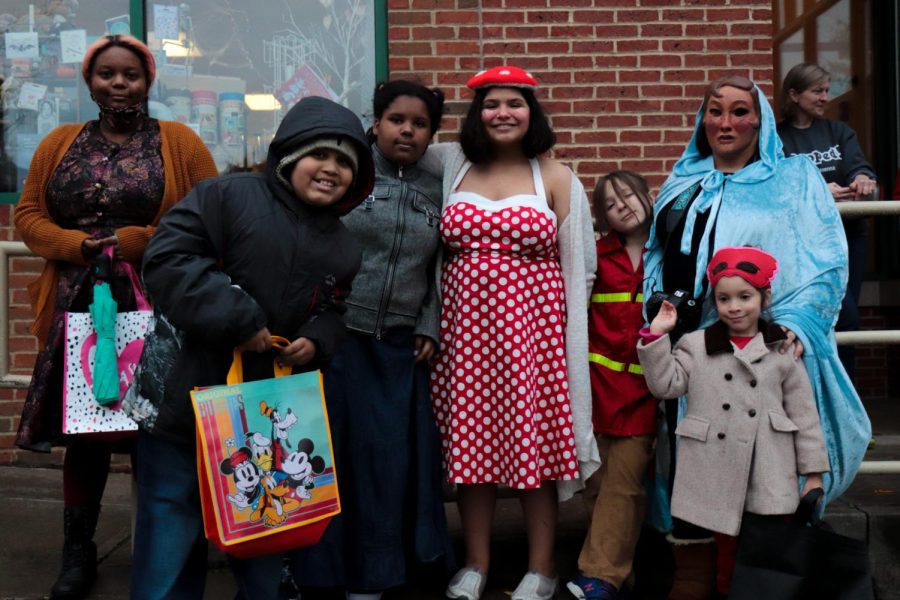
[565,575,625,600]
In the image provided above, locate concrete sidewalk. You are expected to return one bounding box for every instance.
[2,397,898,599]
[0,466,595,600]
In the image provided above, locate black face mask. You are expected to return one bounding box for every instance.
[92,94,147,131]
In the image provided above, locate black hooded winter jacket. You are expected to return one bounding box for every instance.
[142,96,374,444]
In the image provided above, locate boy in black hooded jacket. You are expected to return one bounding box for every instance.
[131,96,374,600]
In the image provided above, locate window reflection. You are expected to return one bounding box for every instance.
[0,0,377,195]
[146,0,376,173]
[779,28,804,86]
[0,0,130,193]
[816,0,852,98]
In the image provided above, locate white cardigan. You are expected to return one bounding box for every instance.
[421,143,600,501]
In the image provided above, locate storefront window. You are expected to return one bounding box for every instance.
[0,1,131,194]
[0,0,380,198]
[778,28,804,84]
[146,0,376,173]
[816,0,852,98]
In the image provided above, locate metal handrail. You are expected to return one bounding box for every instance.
[836,331,900,345]
[0,241,31,387]
[858,461,900,475]
[834,200,900,475]
[834,201,900,347]
[836,200,900,216]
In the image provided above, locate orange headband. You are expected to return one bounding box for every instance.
[82,35,156,86]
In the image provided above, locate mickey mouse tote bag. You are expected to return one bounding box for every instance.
[192,337,340,559]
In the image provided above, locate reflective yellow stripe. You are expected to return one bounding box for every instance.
[592,293,630,303]
[589,352,625,371]
[591,292,644,303]
[589,352,643,375]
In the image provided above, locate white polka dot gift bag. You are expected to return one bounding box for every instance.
[62,254,149,437]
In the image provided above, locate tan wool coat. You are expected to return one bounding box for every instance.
[637,320,830,536]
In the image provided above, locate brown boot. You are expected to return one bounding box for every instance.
[666,535,716,600]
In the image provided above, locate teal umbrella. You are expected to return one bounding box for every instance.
[89,256,120,406]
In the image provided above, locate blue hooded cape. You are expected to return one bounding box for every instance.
[643,83,871,528]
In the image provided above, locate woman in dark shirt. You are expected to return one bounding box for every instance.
[14,35,216,599]
[777,62,877,380]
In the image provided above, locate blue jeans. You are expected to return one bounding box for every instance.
[131,430,284,600]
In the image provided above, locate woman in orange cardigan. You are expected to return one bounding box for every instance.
[14,35,216,599]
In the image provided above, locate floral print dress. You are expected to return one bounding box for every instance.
[16,117,164,450]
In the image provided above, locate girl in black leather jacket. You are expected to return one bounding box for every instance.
[290,81,453,600]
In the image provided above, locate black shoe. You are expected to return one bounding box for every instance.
[50,506,100,599]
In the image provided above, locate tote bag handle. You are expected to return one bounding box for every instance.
[793,487,825,526]
[226,335,293,384]
[102,246,151,312]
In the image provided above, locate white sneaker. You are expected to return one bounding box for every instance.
[511,571,558,600]
[445,567,486,600]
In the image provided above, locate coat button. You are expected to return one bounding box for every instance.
[749,379,757,387]
[722,403,731,410]
[749,409,757,417]
[717,432,726,440]
[724,373,733,381]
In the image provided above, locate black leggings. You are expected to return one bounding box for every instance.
[63,437,134,508]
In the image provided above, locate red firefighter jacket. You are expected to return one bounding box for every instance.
[589,234,658,435]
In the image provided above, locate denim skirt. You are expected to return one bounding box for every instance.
[288,329,452,591]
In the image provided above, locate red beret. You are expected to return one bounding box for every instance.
[707,247,779,289]
[467,65,538,91]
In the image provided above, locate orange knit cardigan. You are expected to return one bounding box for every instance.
[14,120,218,347]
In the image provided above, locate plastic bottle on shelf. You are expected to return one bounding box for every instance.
[191,90,218,144]
[219,92,245,146]
[166,89,192,124]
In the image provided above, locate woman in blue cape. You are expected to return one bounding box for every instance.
[643,74,871,595]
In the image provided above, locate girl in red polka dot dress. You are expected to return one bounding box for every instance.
[425,66,600,600]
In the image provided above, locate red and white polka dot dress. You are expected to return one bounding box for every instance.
[430,159,580,489]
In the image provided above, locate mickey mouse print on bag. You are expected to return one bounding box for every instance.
[192,340,340,559]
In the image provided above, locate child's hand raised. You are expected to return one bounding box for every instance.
[649,300,677,335]
[279,336,317,366]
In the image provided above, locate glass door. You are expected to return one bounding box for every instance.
[145,0,379,173]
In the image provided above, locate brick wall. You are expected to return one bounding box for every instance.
[1,204,34,465]
[856,306,900,400]
[388,0,775,191]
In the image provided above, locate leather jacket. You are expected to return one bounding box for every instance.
[340,145,442,341]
